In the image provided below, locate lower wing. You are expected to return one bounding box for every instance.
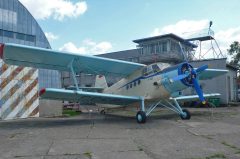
[170,93,220,102]
[40,88,142,106]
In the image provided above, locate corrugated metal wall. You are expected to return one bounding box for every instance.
[0,59,39,120]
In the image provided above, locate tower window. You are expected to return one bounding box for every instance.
[16,33,25,40]
[3,31,14,38]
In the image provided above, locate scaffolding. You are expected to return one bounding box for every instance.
[184,23,226,60]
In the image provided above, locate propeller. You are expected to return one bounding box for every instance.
[175,43,209,104]
[192,77,206,104]
[195,65,208,73]
[171,73,189,82]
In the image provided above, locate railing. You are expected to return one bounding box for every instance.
[183,28,214,40]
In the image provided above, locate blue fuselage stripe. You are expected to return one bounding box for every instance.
[120,63,182,89]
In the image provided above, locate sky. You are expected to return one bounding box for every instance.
[19,0,240,58]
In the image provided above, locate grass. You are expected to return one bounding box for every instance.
[205,153,226,159]
[137,146,143,151]
[221,141,240,154]
[221,141,239,150]
[63,109,81,117]
[235,151,240,154]
[83,152,92,159]
[188,153,226,159]
[221,141,240,152]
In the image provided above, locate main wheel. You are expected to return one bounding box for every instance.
[100,109,106,115]
[180,109,191,120]
[136,111,147,123]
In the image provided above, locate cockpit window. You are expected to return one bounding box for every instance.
[157,63,171,71]
[152,64,161,73]
[142,67,148,76]
[142,65,154,76]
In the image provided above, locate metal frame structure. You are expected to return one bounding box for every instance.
[68,59,80,91]
[145,99,186,117]
[186,26,225,60]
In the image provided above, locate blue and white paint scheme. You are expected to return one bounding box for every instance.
[0,43,228,123]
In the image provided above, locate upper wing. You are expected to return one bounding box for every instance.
[171,93,220,102]
[197,69,228,80]
[1,43,145,76]
[40,88,143,105]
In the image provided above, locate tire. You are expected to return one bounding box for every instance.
[180,109,191,120]
[136,111,147,123]
[100,109,106,115]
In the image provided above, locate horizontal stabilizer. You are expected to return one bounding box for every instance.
[197,69,228,80]
[1,43,145,76]
[40,88,142,105]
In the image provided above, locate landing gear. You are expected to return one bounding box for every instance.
[136,111,146,123]
[100,109,106,115]
[180,109,191,120]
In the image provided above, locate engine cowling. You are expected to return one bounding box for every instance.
[178,63,195,87]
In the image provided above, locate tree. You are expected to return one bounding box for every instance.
[228,41,240,67]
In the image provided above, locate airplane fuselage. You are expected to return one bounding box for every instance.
[103,62,189,103]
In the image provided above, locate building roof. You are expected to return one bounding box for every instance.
[97,49,139,59]
[190,58,227,63]
[133,33,197,48]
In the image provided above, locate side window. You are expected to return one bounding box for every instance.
[147,66,153,75]
[142,66,154,76]
[138,80,141,85]
[142,67,148,76]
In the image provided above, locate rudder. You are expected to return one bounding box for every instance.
[95,75,108,89]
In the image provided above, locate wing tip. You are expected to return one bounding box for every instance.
[39,88,46,96]
[0,43,4,59]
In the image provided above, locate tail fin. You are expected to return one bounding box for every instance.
[95,75,108,89]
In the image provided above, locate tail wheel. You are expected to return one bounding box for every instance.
[180,109,191,120]
[136,111,147,123]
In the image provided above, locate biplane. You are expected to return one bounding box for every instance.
[0,43,227,123]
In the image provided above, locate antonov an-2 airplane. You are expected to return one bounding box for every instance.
[0,43,228,123]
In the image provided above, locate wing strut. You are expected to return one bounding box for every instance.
[68,58,80,91]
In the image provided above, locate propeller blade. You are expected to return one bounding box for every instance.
[171,73,189,82]
[195,65,208,73]
[192,78,206,104]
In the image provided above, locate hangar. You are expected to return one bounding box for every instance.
[0,0,61,120]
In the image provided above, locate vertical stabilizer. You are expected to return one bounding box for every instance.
[95,75,108,89]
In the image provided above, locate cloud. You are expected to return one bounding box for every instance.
[215,27,240,53]
[151,20,209,37]
[59,40,113,55]
[45,32,59,41]
[151,20,240,58]
[19,0,87,20]
[196,27,240,58]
